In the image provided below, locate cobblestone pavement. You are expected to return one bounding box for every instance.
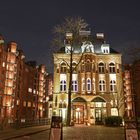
[11,125,125,140]
[63,125,125,140]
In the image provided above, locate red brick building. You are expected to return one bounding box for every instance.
[124,61,140,124]
[0,35,48,127]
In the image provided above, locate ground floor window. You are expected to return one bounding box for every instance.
[111,108,118,116]
[59,108,66,122]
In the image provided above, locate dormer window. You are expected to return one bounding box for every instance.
[65,45,73,54]
[101,44,110,54]
[81,41,94,53]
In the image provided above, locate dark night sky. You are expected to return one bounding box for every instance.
[0,0,140,72]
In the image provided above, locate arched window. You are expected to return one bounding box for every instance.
[72,80,78,92]
[87,78,91,91]
[60,80,66,92]
[109,63,115,73]
[85,60,92,72]
[60,62,67,73]
[98,62,105,73]
[99,80,106,91]
[82,78,85,91]
[110,80,116,91]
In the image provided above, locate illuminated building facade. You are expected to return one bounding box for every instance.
[53,32,123,124]
[124,62,140,124]
[0,35,47,127]
[46,73,53,119]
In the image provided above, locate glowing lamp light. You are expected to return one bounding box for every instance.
[76,108,80,112]
[46,96,49,102]
[87,122,91,126]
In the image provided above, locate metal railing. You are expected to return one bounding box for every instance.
[10,118,51,129]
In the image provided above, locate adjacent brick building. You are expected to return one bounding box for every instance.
[0,35,47,127]
[124,61,140,123]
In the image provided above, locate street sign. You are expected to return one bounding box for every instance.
[125,120,139,140]
[125,129,139,140]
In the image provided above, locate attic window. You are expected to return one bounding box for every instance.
[101,44,110,54]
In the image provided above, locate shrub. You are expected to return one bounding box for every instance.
[137,117,140,123]
[105,116,122,126]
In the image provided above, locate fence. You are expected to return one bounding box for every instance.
[10,118,51,129]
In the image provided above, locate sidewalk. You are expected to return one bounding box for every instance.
[0,125,50,140]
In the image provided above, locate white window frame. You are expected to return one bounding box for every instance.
[99,80,106,91]
[109,63,115,73]
[72,80,78,92]
[98,62,105,73]
[87,78,91,91]
[60,80,66,92]
[110,80,116,92]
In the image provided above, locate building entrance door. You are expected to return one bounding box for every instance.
[95,109,102,122]
[73,105,84,124]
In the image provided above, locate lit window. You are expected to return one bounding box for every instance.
[110,80,116,92]
[72,80,78,92]
[98,62,105,73]
[16,100,20,105]
[101,44,110,54]
[60,80,66,92]
[33,89,36,94]
[28,102,31,107]
[2,62,5,67]
[87,78,91,91]
[23,101,26,107]
[110,100,113,106]
[28,88,32,93]
[111,108,118,116]
[111,99,117,107]
[99,80,106,91]
[95,102,102,107]
[103,48,109,54]
[109,63,115,73]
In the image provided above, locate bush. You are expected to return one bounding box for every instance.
[105,116,122,126]
[137,117,140,123]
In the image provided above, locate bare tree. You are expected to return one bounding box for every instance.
[52,17,88,126]
[52,16,88,48]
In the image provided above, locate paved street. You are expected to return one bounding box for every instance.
[5,124,126,140]
[0,125,50,140]
[63,125,125,140]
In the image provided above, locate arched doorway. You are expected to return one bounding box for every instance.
[72,97,86,124]
[91,97,106,124]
